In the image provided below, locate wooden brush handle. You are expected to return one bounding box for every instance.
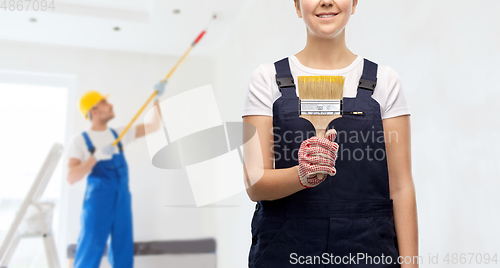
[302,114,342,136]
[316,122,327,182]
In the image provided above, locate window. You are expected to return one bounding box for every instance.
[0,82,68,267]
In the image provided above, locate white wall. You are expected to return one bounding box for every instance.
[0,40,217,267]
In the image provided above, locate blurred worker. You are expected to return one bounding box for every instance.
[66,81,166,268]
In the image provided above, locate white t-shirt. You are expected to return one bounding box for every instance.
[242,55,411,119]
[67,126,137,162]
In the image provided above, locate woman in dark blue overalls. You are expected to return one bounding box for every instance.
[243,0,418,267]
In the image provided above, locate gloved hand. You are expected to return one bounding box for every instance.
[298,129,339,188]
[154,80,167,97]
[93,144,115,162]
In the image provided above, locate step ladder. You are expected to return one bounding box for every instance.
[0,143,63,268]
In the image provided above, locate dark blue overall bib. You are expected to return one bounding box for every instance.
[74,128,134,268]
[248,58,400,267]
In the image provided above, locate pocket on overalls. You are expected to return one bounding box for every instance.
[102,159,124,171]
[84,180,106,203]
[250,216,293,267]
[354,216,399,263]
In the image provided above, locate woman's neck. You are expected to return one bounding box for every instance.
[295,29,357,70]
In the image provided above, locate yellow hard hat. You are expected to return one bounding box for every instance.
[79,91,110,119]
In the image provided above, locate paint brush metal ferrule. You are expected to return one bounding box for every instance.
[299,99,342,115]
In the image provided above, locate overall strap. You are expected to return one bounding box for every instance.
[109,128,123,152]
[358,59,378,95]
[81,132,95,154]
[274,58,298,98]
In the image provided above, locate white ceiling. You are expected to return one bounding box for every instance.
[0,0,257,56]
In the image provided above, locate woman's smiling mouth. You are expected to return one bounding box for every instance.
[316,12,338,18]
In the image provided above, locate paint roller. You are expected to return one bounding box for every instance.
[111,14,217,147]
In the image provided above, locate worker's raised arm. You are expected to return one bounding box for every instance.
[66,157,96,185]
[136,100,162,139]
[243,115,304,201]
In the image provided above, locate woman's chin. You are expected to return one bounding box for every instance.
[309,28,345,39]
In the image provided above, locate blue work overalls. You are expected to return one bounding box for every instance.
[249,58,400,267]
[74,128,134,268]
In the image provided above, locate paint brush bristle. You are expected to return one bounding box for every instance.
[297,76,345,100]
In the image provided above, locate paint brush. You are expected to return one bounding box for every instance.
[298,75,346,136]
[297,75,346,181]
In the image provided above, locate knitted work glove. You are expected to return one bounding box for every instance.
[298,129,339,188]
[154,80,167,97]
